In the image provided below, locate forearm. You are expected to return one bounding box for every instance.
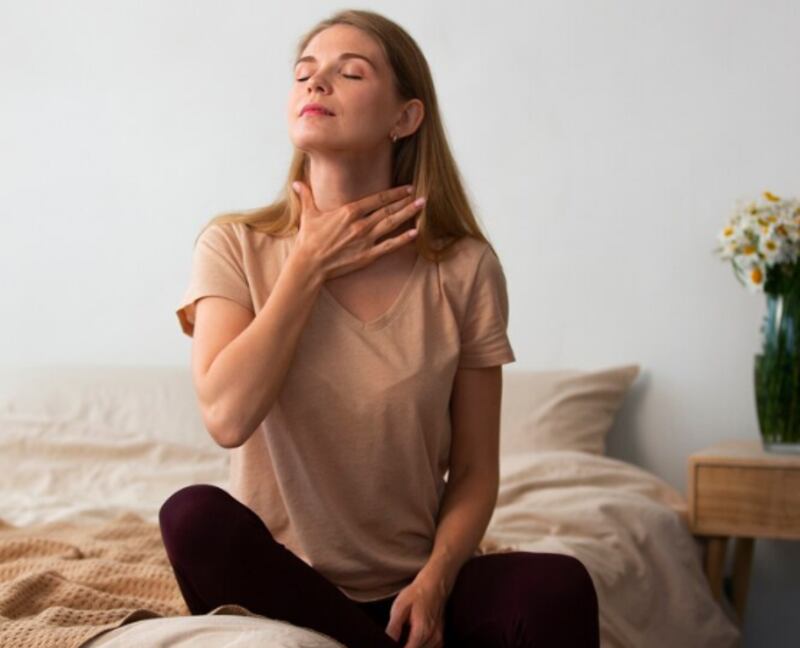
[417,470,499,598]
[203,247,324,448]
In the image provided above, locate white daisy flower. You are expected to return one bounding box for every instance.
[734,238,761,269]
[716,190,800,294]
[739,258,767,293]
[758,225,782,264]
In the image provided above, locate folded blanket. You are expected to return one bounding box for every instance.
[0,511,195,648]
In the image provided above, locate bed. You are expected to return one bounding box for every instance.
[0,363,741,647]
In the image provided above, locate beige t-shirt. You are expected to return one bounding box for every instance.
[175,221,516,602]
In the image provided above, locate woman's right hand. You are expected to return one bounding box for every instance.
[290,180,426,281]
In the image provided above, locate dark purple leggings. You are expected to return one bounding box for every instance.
[158,484,600,647]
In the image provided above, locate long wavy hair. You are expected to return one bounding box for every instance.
[199,8,495,263]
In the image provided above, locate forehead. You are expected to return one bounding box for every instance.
[299,24,384,67]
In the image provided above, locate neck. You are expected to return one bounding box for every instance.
[303,146,395,213]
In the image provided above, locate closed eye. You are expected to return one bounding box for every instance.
[295,74,362,81]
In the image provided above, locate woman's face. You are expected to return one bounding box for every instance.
[287,24,402,155]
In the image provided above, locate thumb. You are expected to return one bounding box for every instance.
[292,180,315,212]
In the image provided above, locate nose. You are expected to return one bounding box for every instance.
[304,69,331,95]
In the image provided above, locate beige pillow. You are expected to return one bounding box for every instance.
[500,364,640,456]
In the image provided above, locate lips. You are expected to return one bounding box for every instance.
[301,103,335,116]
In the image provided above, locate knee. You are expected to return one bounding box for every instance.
[511,554,599,645]
[514,553,599,620]
[548,554,598,612]
[158,484,235,551]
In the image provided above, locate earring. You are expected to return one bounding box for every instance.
[391,132,398,143]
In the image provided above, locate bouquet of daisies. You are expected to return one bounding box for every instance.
[716,191,800,449]
[714,190,800,295]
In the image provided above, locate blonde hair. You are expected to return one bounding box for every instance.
[200,8,495,263]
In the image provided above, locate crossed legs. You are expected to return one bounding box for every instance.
[159,484,599,647]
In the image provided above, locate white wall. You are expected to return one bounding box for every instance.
[1,1,798,645]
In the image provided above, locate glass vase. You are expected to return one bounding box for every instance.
[753,262,800,453]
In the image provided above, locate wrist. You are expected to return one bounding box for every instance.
[287,245,326,289]
[418,556,457,599]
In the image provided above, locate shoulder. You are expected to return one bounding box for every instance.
[196,220,251,249]
[436,235,500,286]
[432,236,501,314]
[436,235,491,268]
[196,220,282,262]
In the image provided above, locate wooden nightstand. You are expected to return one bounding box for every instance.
[687,439,800,626]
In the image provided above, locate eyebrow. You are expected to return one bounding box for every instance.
[294,52,377,71]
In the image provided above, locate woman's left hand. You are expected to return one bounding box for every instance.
[385,572,447,648]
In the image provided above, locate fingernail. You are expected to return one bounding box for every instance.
[292,181,300,192]
[413,196,426,206]
[406,185,414,194]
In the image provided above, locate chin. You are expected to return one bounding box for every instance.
[292,136,360,156]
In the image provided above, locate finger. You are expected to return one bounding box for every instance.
[385,604,410,642]
[349,184,414,220]
[369,195,424,239]
[419,636,434,648]
[421,627,443,648]
[403,616,429,648]
[368,226,418,262]
[365,193,415,225]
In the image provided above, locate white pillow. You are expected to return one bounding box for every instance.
[0,364,213,450]
[500,364,640,456]
[82,605,346,648]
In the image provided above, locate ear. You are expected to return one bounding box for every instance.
[395,98,425,138]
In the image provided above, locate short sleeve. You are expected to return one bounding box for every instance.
[458,247,517,368]
[175,223,253,337]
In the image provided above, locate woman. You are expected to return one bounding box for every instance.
[160,9,599,648]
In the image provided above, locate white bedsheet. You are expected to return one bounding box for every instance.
[0,419,740,647]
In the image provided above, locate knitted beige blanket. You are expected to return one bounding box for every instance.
[0,511,252,648]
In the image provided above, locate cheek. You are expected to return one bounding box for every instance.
[286,90,301,120]
[347,88,393,124]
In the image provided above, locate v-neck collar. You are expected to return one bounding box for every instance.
[318,251,424,332]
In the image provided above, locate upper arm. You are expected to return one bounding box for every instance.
[448,244,515,482]
[174,223,255,429]
[191,296,254,418]
[457,246,516,369]
[448,364,503,484]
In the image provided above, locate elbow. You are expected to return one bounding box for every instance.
[201,390,272,450]
[214,428,243,449]
[202,404,244,449]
